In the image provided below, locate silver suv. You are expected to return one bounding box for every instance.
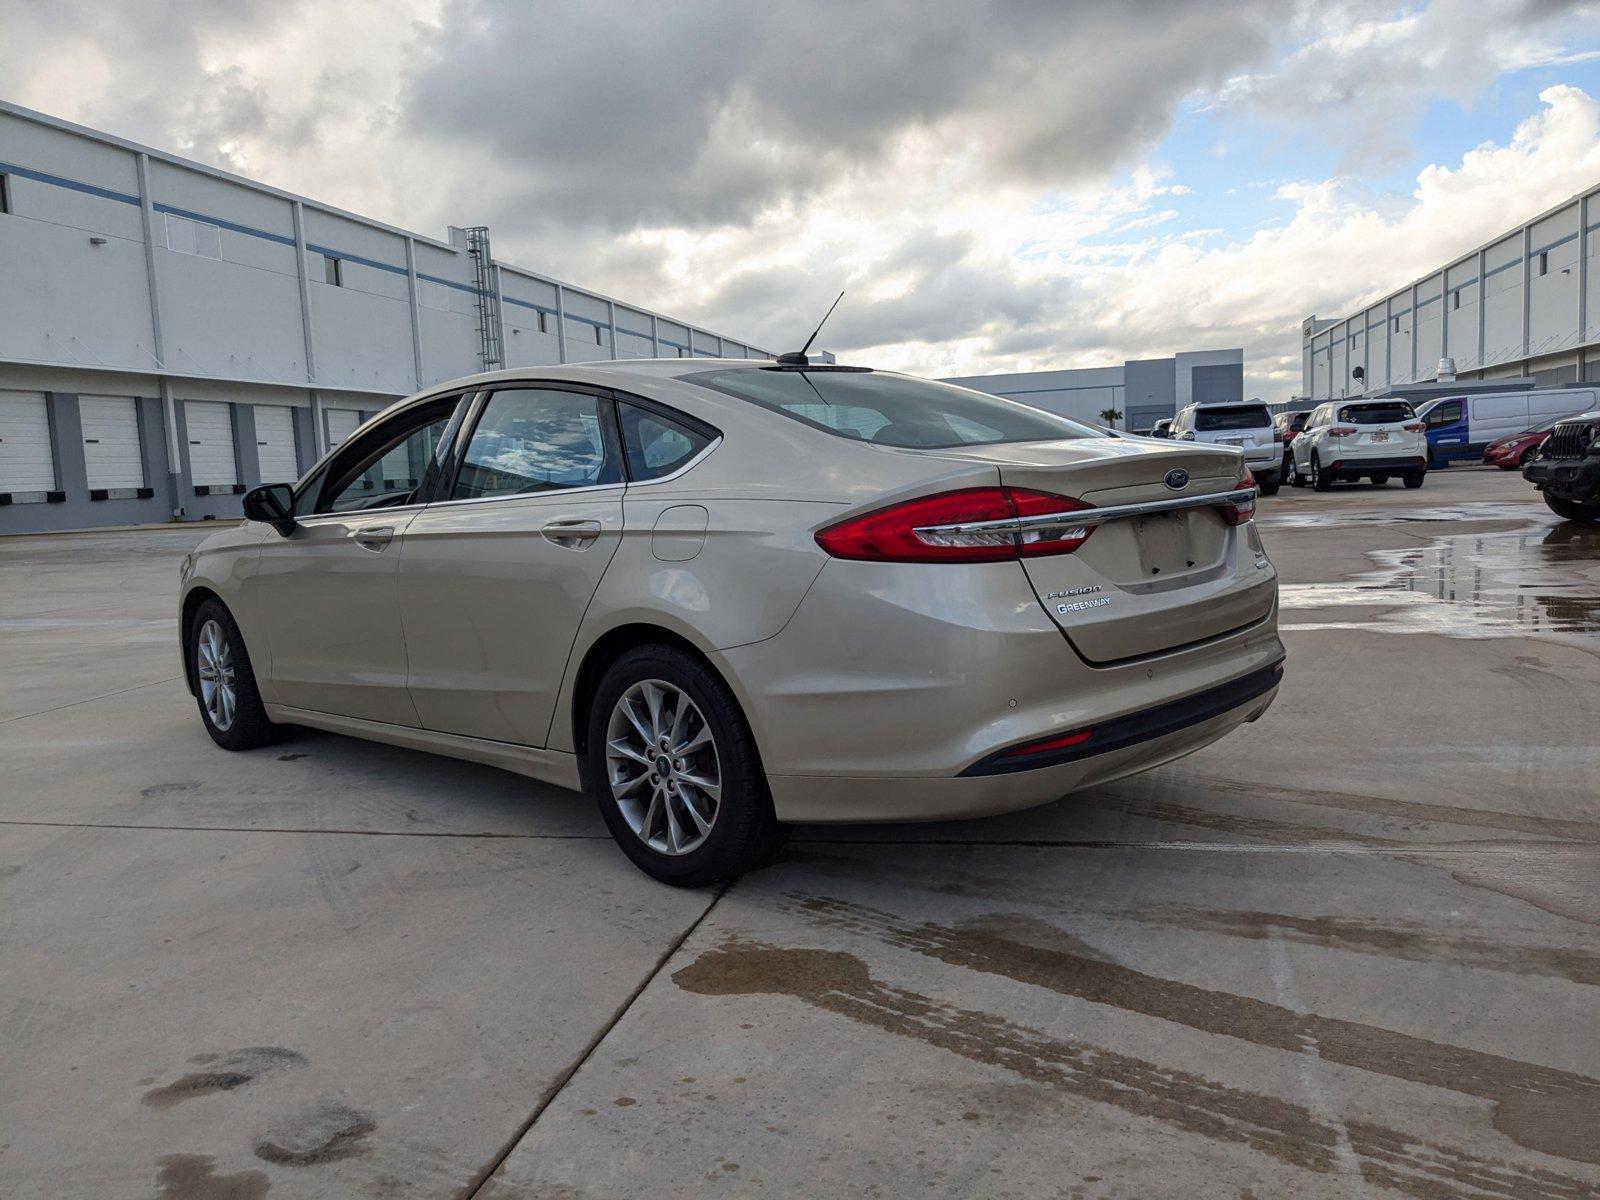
[1170,401,1282,495]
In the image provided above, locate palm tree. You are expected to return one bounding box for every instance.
[1098,406,1123,428]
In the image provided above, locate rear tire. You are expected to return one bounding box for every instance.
[1369,474,1389,486]
[1403,470,1426,489]
[1257,475,1280,497]
[587,644,786,887]
[188,598,283,750]
[1544,493,1600,522]
[1311,455,1333,492]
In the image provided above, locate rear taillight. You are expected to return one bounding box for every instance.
[1273,429,1284,444]
[1402,422,1424,432]
[1328,425,1358,438]
[1217,468,1256,526]
[815,487,1093,563]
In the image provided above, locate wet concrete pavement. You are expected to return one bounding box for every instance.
[2,466,1597,1198]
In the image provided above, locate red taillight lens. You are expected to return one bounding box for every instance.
[1402,422,1424,432]
[1218,468,1256,526]
[815,487,1093,563]
[1328,425,1358,438]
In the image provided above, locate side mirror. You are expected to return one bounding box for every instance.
[242,483,297,536]
[1149,427,1169,439]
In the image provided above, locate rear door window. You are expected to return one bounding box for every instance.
[452,388,621,499]
[1194,405,1273,432]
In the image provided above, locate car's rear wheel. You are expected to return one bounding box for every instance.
[1311,455,1333,492]
[1544,493,1600,521]
[1403,470,1426,489]
[1257,474,1280,496]
[588,645,786,887]
[189,598,282,750]
[1370,474,1389,486]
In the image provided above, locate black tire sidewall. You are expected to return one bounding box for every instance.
[587,646,772,887]
[189,598,277,750]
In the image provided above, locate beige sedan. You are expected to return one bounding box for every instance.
[179,359,1283,884]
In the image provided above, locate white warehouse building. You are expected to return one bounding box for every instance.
[0,101,771,534]
[1302,185,1600,401]
[944,348,1245,433]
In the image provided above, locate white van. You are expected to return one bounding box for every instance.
[1414,387,1600,464]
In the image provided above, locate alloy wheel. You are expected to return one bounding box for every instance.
[196,618,237,732]
[605,679,722,856]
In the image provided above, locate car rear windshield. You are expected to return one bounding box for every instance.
[689,368,1103,448]
[1194,405,1272,431]
[1337,402,1414,424]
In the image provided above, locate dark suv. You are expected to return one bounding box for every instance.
[1523,409,1600,521]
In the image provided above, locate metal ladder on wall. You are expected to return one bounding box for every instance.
[464,226,504,372]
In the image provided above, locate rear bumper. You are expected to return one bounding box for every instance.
[766,671,1281,823]
[1523,455,1600,500]
[1326,455,1426,474]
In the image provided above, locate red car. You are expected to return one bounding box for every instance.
[1482,416,1584,470]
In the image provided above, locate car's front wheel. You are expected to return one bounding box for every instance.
[588,645,786,887]
[1287,456,1306,487]
[188,598,282,750]
[1544,493,1600,521]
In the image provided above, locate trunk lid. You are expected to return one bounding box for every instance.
[918,437,1275,662]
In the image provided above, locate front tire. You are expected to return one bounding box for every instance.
[587,645,786,887]
[1544,493,1600,521]
[1311,455,1333,492]
[188,599,282,750]
[1288,457,1306,487]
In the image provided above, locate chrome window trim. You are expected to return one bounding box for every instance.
[913,487,1256,537]
[619,435,723,489]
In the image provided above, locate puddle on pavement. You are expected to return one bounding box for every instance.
[1280,519,1600,638]
[1260,501,1541,529]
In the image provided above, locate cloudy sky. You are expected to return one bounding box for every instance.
[4,0,1600,398]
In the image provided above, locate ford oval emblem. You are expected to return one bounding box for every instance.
[1163,468,1190,491]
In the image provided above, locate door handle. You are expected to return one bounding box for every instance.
[542,518,603,549]
[351,525,395,551]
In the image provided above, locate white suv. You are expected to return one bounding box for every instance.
[1170,402,1282,495]
[1288,399,1427,491]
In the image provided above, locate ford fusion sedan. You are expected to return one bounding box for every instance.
[179,360,1283,885]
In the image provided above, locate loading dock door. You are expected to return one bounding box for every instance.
[79,396,145,489]
[254,405,300,482]
[184,401,238,487]
[325,408,362,449]
[0,391,57,494]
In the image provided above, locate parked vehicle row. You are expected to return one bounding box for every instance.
[1415,386,1599,466]
[181,360,1283,885]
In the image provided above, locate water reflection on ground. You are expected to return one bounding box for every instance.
[1281,519,1600,639]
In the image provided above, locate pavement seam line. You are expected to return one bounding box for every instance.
[0,818,610,840]
[0,675,182,724]
[459,879,732,1200]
